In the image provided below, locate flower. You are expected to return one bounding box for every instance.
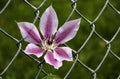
[17,6,81,69]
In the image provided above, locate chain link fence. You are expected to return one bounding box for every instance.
[0,0,120,79]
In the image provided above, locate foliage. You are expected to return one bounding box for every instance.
[0,0,120,79]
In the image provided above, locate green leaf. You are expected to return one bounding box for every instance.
[42,74,61,79]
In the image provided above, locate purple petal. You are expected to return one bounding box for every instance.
[24,43,44,58]
[44,52,62,69]
[17,22,42,44]
[54,47,73,61]
[40,6,58,40]
[54,19,81,45]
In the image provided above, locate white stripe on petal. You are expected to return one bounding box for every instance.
[44,52,62,69]
[54,19,81,45]
[40,6,58,40]
[54,47,73,61]
[24,43,44,58]
[17,22,42,44]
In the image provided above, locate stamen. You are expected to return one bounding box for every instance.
[47,40,53,45]
[43,40,55,51]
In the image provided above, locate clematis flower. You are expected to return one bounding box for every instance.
[17,6,81,69]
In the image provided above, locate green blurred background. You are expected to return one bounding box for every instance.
[0,0,120,79]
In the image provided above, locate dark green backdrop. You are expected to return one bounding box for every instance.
[0,0,120,79]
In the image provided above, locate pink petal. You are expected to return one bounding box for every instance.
[17,22,42,44]
[40,6,58,40]
[24,43,44,58]
[54,19,81,45]
[54,47,73,61]
[44,52,62,69]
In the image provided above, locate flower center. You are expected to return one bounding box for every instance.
[43,40,55,51]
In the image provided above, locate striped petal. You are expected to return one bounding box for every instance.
[54,47,73,61]
[44,52,62,69]
[54,19,81,45]
[17,22,42,44]
[40,6,58,40]
[24,43,44,58]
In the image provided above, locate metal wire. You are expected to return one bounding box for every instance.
[0,0,120,79]
[0,0,12,15]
